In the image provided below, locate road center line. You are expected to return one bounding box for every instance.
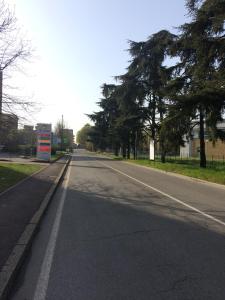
[33,163,72,300]
[100,161,225,227]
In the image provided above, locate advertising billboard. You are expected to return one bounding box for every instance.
[36,123,52,161]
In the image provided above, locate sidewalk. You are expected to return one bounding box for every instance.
[0,152,35,163]
[0,156,69,271]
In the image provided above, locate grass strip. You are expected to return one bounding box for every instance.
[87,151,225,185]
[128,159,225,185]
[0,163,43,193]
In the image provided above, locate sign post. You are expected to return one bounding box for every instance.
[36,123,52,161]
[149,139,155,160]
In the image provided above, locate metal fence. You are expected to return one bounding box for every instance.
[102,148,225,166]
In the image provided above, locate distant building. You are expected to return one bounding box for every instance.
[1,113,18,131]
[24,125,33,131]
[0,113,18,145]
[51,133,61,147]
[180,121,225,159]
[23,125,35,145]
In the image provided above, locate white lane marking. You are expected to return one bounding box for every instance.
[33,163,72,300]
[100,162,225,227]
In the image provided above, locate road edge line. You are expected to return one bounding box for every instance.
[122,160,225,190]
[90,152,225,190]
[100,162,225,228]
[0,156,71,300]
[33,162,72,300]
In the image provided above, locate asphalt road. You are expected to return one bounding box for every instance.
[11,150,225,300]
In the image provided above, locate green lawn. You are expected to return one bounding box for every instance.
[127,159,225,185]
[51,152,67,161]
[89,151,225,185]
[51,154,62,161]
[0,163,43,193]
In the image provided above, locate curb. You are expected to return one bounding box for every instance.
[87,152,225,191]
[50,154,66,164]
[0,155,71,300]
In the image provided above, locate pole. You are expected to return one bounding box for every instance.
[61,114,64,151]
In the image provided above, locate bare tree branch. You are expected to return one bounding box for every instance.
[0,0,39,138]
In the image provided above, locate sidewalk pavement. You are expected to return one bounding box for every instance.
[0,156,69,272]
[0,152,56,164]
[0,152,35,163]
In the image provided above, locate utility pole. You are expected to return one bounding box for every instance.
[61,114,64,151]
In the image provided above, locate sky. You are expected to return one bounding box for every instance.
[6,0,189,137]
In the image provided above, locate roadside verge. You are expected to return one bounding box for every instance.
[91,152,225,189]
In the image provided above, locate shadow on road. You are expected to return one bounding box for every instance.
[51,183,225,299]
[0,159,66,270]
[72,155,112,162]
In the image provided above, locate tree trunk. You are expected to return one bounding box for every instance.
[114,144,119,156]
[122,144,126,158]
[127,142,130,159]
[133,143,136,160]
[125,132,130,159]
[135,130,138,160]
[160,132,166,163]
[199,108,206,168]
[161,149,166,163]
[132,130,137,160]
[159,109,166,163]
[160,137,166,162]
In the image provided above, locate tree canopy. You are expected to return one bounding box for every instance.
[84,0,225,167]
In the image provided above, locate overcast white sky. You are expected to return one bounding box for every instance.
[6,0,189,136]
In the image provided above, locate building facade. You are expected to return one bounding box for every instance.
[0,113,18,146]
[180,122,225,159]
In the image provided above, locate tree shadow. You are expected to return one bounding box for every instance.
[0,161,64,270]
[72,155,112,162]
[49,184,225,299]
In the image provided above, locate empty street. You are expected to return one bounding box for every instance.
[12,150,225,300]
